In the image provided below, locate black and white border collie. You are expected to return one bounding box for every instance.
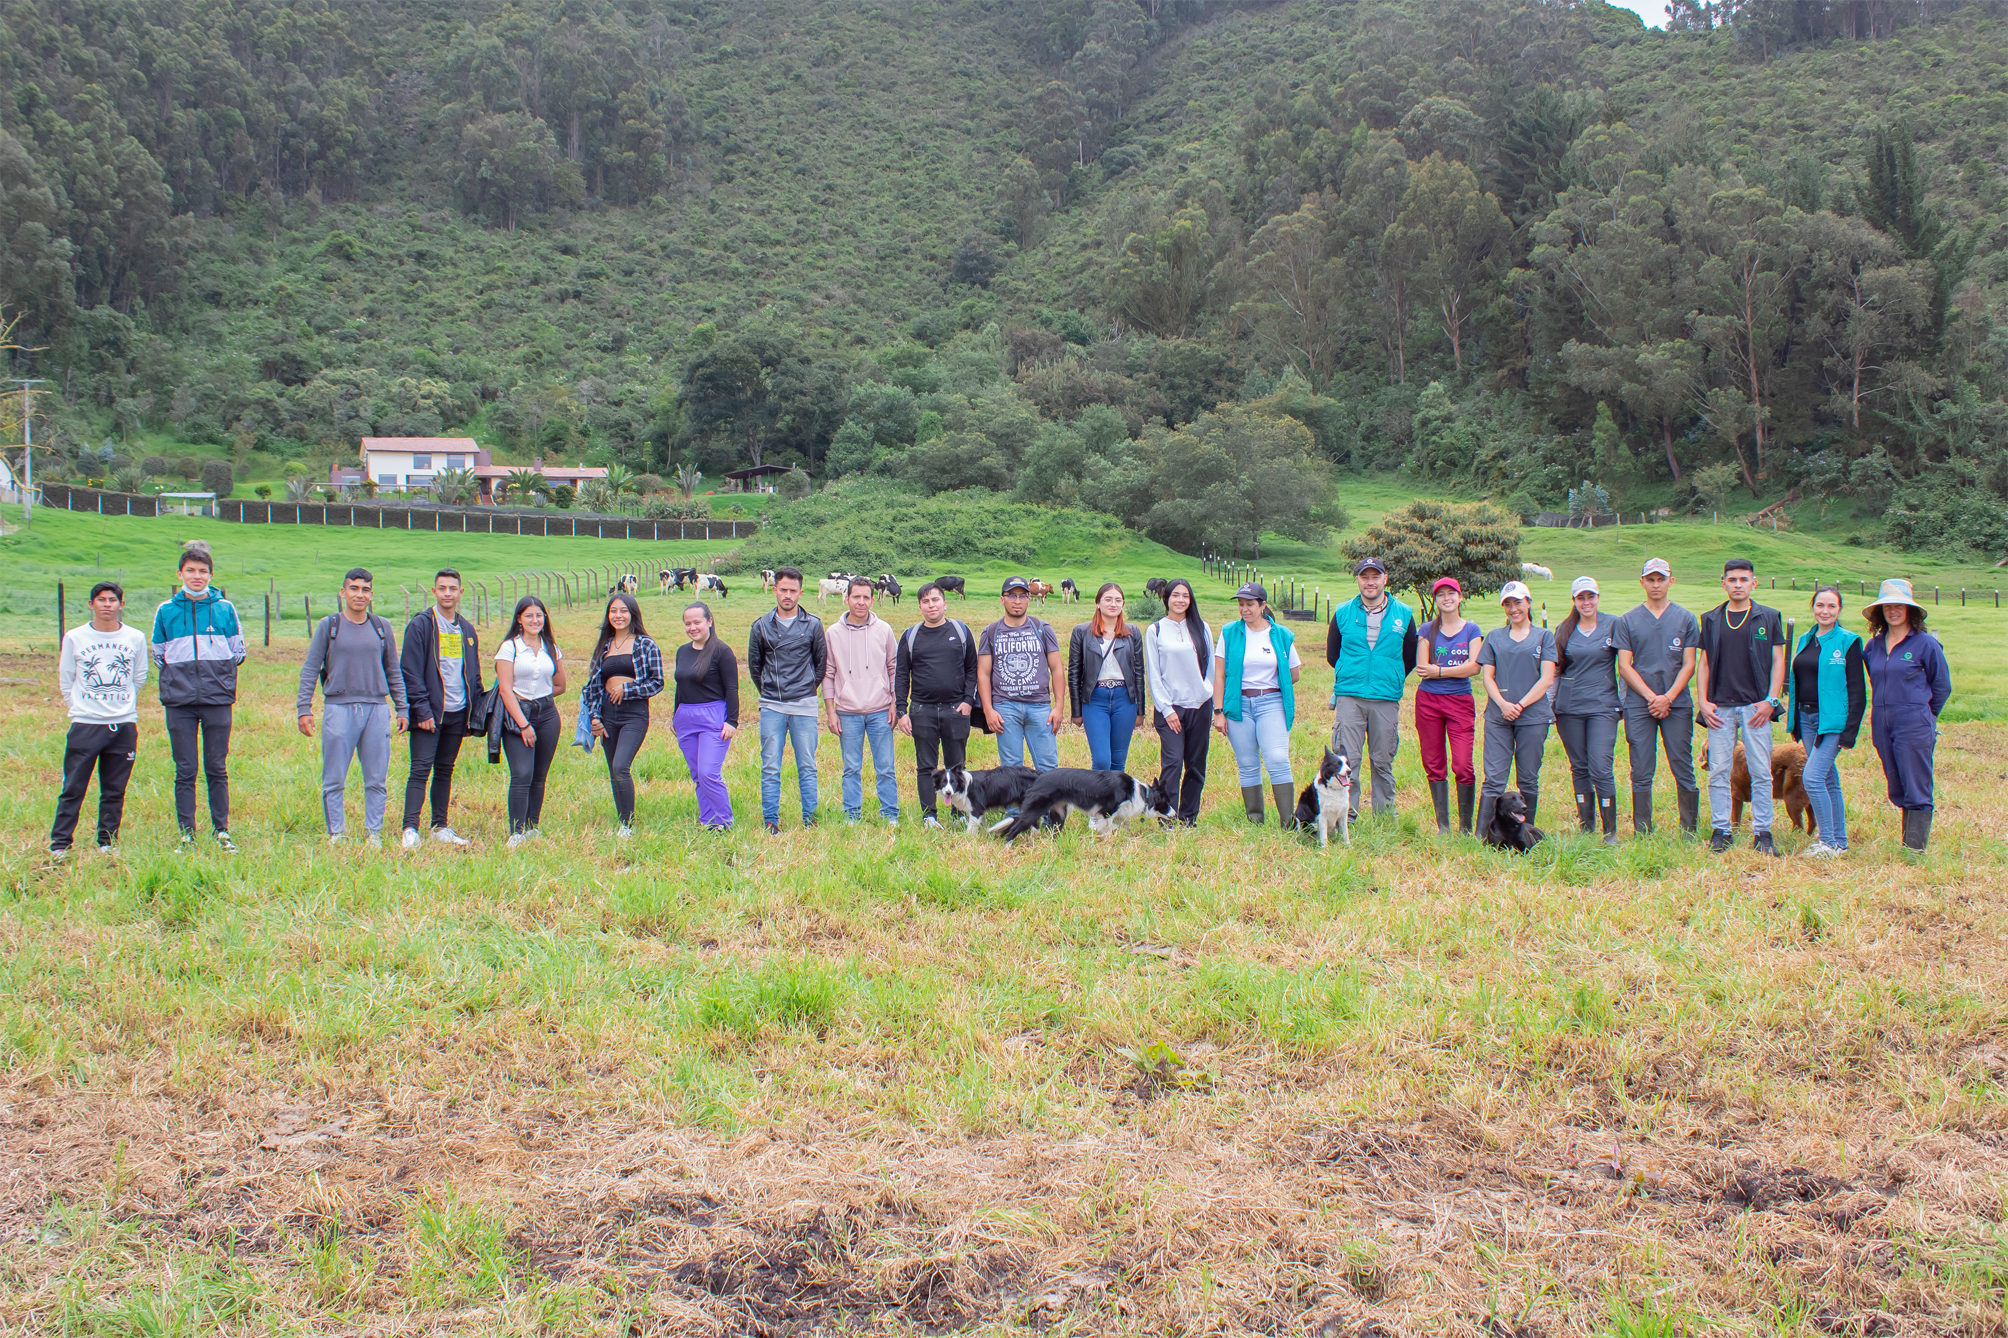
[1294,745,1354,847]
[1483,790,1544,853]
[990,768,1170,843]
[934,765,1040,832]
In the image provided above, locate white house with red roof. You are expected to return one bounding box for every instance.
[337,437,609,503]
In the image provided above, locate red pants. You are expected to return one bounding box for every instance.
[1415,690,1476,785]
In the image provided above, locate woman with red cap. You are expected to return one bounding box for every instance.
[1413,576,1483,833]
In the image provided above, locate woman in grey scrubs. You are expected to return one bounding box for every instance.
[1553,576,1623,845]
[1477,580,1558,837]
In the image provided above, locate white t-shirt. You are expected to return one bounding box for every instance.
[1214,625,1302,692]
[1096,634,1125,685]
[496,636,560,701]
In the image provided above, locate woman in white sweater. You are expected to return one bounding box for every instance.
[1144,579,1213,826]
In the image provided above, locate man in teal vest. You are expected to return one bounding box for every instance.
[1325,555,1419,819]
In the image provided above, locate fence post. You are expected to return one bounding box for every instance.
[304,596,312,624]
[56,580,64,643]
[1934,586,1940,605]
[264,594,271,647]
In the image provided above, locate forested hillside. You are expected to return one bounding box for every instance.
[4,0,2008,556]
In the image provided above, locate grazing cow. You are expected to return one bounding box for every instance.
[695,572,729,598]
[658,569,675,594]
[1144,577,1172,603]
[1522,563,1554,582]
[934,575,967,598]
[659,567,698,593]
[1059,577,1080,603]
[761,569,778,593]
[613,573,639,595]
[818,576,851,605]
[876,573,902,603]
[1027,579,1054,603]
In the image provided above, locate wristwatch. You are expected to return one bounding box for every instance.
[1766,696,1785,714]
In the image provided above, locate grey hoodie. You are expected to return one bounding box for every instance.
[297,612,410,717]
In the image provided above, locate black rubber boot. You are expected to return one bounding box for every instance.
[1632,787,1654,835]
[1273,783,1298,831]
[1456,782,1475,835]
[1242,785,1265,824]
[1575,793,1596,833]
[1902,806,1932,852]
[1430,780,1451,834]
[1600,795,1618,846]
[1475,793,1496,845]
[1523,787,1540,827]
[1676,787,1700,837]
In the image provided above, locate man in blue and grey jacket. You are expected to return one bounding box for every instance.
[747,566,827,833]
[150,541,246,850]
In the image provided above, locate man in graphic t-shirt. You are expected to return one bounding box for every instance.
[1696,557,1787,856]
[977,576,1064,774]
[399,568,482,848]
[51,581,150,859]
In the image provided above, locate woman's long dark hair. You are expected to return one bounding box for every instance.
[1865,600,1927,637]
[505,596,556,656]
[1163,578,1208,673]
[593,592,648,664]
[683,601,717,677]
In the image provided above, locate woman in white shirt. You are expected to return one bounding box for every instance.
[1066,582,1146,772]
[1212,581,1304,828]
[1144,579,1212,826]
[495,596,568,846]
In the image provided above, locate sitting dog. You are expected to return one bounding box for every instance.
[1482,790,1545,852]
[1702,739,1813,834]
[933,765,1039,832]
[989,768,1170,842]
[1294,745,1354,847]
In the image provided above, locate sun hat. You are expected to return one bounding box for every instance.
[1862,577,1924,617]
[1430,576,1461,595]
[1353,555,1388,576]
[1641,558,1671,577]
[1498,580,1532,603]
[1571,575,1600,596]
[1001,576,1031,595]
[1234,581,1268,602]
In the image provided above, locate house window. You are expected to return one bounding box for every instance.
[446,454,465,470]
[412,453,431,469]
[377,474,398,487]
[409,475,434,489]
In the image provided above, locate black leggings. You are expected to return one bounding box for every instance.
[502,696,560,833]
[600,699,651,824]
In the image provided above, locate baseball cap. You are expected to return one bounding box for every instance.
[1233,581,1268,602]
[1431,576,1461,595]
[1571,576,1600,596]
[1001,576,1031,595]
[1353,555,1388,576]
[1498,580,1532,603]
[1641,558,1671,577]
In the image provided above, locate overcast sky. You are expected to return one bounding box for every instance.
[1608,0,1667,27]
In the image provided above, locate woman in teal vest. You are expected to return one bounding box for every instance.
[1212,581,1303,828]
[1787,585,1866,857]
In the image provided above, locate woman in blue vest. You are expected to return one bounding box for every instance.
[1786,585,1865,858]
[1212,581,1303,829]
[1861,579,1952,853]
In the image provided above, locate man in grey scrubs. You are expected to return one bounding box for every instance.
[1613,558,1701,836]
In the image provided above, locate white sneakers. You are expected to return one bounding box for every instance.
[617,825,634,841]
[402,827,422,849]
[1802,840,1842,858]
[432,827,469,847]
[505,831,528,850]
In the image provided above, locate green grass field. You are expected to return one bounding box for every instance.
[2,501,2004,1337]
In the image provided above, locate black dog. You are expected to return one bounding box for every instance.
[933,764,1039,832]
[990,768,1170,843]
[1293,745,1354,847]
[1483,790,1545,853]
[933,575,967,598]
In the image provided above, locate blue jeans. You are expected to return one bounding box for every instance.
[1798,711,1847,849]
[1224,692,1293,786]
[839,710,898,820]
[759,709,819,824]
[993,698,1060,772]
[1080,684,1138,771]
[1707,702,1774,834]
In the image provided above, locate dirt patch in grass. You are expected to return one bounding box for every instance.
[4,1078,2005,1335]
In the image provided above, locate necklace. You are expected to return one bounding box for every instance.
[1724,605,1751,630]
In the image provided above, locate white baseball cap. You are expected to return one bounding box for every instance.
[1571,576,1600,596]
[1498,580,1532,603]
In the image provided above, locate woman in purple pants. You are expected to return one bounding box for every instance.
[674,602,739,830]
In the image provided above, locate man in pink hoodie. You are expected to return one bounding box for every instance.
[824,576,900,823]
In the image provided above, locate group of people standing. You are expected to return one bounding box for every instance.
[46,544,1953,855]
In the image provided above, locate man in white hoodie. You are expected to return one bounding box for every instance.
[52,581,150,858]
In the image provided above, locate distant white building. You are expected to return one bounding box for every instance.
[335,437,609,503]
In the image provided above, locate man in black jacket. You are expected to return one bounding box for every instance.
[749,567,827,833]
[399,569,484,848]
[895,582,980,830]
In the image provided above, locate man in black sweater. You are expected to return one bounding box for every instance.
[895,582,980,830]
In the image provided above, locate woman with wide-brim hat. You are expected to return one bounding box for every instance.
[1861,578,1952,852]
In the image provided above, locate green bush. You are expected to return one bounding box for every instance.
[551,484,576,509]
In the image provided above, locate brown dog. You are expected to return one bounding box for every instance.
[1701,738,1812,834]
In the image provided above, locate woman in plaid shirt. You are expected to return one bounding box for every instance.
[583,593,665,838]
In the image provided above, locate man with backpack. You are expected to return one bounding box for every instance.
[150,540,245,851]
[895,581,979,830]
[297,568,408,845]
[748,566,826,834]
